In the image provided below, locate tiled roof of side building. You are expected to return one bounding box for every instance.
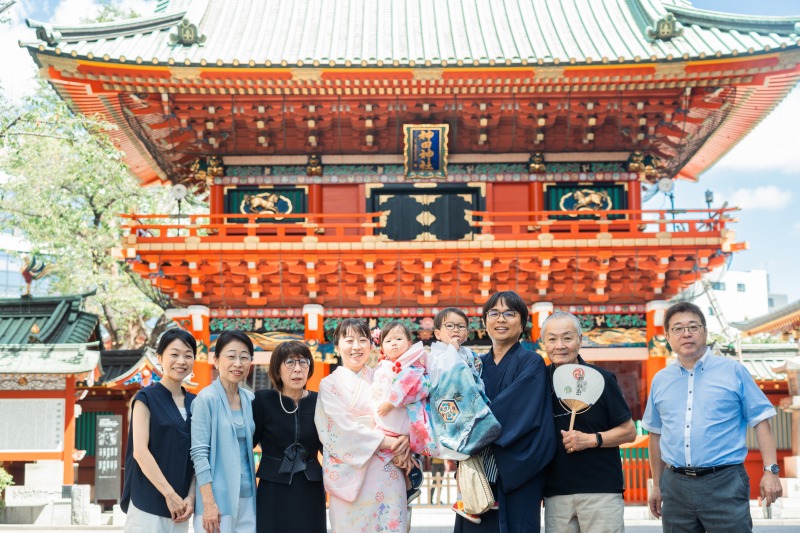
[0,343,100,374]
[0,293,100,345]
[99,349,146,383]
[734,343,800,381]
[732,299,800,334]
[21,0,800,67]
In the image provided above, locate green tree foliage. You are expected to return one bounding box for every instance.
[0,81,182,348]
[0,464,13,509]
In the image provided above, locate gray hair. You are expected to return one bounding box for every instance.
[541,311,583,339]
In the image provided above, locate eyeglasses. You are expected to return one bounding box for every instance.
[443,322,468,332]
[486,310,518,320]
[283,358,310,368]
[224,354,252,364]
[669,324,704,336]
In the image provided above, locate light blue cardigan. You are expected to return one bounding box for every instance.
[190,378,256,517]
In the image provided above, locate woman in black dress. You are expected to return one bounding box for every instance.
[252,341,326,533]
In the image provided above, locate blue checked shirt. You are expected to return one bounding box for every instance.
[642,349,775,468]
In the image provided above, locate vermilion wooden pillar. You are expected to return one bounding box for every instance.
[628,179,642,210]
[63,375,76,484]
[303,304,326,392]
[210,183,224,216]
[165,306,211,391]
[530,301,553,345]
[529,182,544,212]
[645,300,670,402]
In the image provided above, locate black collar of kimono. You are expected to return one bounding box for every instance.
[485,341,522,362]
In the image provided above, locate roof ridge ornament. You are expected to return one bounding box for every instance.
[170,18,206,47]
[647,12,684,41]
[27,20,62,46]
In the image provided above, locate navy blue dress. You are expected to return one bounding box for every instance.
[454,342,555,533]
[121,382,196,518]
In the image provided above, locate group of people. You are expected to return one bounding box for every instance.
[120,291,784,533]
[121,329,325,533]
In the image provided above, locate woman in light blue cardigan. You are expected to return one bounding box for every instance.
[191,330,257,533]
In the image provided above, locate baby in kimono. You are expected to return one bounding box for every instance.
[370,321,436,503]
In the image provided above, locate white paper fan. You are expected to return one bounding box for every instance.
[552,364,605,430]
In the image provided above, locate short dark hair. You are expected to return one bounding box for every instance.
[481,291,529,337]
[156,328,197,356]
[379,320,413,345]
[433,307,469,330]
[268,340,314,391]
[331,318,370,345]
[664,301,707,331]
[214,330,254,359]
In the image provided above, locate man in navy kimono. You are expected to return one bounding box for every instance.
[454,290,556,533]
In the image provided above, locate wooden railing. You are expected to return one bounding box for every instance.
[121,212,384,242]
[469,207,738,238]
[121,207,738,244]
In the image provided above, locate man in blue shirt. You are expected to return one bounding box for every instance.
[642,302,782,532]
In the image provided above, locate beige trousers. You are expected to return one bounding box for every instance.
[544,493,624,533]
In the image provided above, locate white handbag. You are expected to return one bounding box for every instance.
[457,455,495,515]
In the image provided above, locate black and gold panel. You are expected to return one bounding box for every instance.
[224,186,307,223]
[368,185,482,241]
[544,182,627,220]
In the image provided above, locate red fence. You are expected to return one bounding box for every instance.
[621,435,651,503]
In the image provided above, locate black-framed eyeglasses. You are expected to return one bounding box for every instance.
[669,324,703,336]
[283,358,310,368]
[443,322,468,332]
[486,310,517,320]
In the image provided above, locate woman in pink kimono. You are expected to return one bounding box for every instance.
[314,318,411,532]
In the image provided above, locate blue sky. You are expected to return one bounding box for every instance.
[664,1,800,302]
[2,0,800,302]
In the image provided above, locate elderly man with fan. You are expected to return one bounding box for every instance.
[643,302,782,533]
[543,311,637,533]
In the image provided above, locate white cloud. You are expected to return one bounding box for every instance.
[0,2,40,101]
[713,86,800,175]
[0,0,156,101]
[719,185,792,210]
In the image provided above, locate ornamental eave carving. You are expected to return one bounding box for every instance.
[0,374,67,390]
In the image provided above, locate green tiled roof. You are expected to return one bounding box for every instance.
[732,299,800,332]
[0,343,100,374]
[22,0,800,67]
[0,294,100,345]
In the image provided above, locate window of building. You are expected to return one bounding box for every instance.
[711,282,726,291]
[708,307,715,316]
[737,283,746,292]
[768,298,774,308]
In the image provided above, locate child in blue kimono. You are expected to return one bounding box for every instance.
[428,307,501,524]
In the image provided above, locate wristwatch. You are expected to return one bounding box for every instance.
[595,432,603,448]
[764,464,780,475]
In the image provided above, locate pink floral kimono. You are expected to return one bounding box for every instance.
[370,341,437,457]
[314,366,407,532]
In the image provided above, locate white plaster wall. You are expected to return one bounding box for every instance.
[680,268,770,334]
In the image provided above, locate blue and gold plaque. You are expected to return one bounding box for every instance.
[403,124,449,179]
